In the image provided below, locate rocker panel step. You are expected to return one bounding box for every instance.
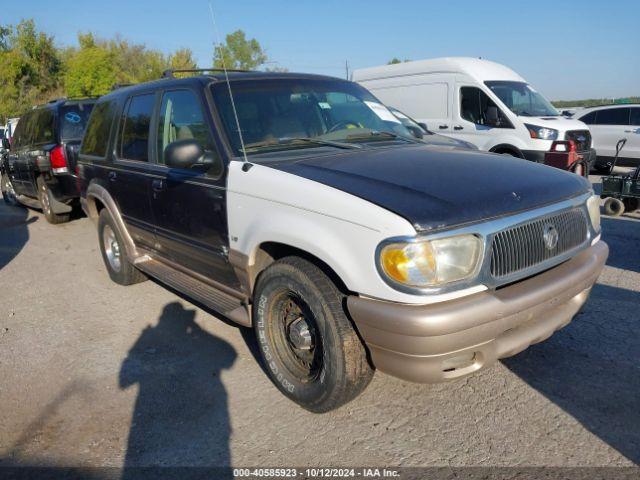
[136,258,243,315]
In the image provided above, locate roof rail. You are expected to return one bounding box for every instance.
[161,68,250,78]
[111,83,134,91]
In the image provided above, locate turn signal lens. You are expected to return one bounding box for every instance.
[379,235,482,288]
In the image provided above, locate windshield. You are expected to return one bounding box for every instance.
[211,78,416,156]
[60,102,95,140]
[485,81,559,117]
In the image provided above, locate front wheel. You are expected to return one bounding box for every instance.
[1,174,20,207]
[253,257,373,413]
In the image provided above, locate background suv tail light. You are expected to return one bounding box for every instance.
[50,145,68,174]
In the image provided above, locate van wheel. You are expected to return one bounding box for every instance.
[98,209,147,285]
[1,174,20,207]
[253,256,373,413]
[603,197,625,216]
[37,178,70,224]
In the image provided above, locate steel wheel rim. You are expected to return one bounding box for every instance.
[102,225,122,272]
[40,183,51,215]
[271,290,323,382]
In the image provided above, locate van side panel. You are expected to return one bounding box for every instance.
[361,73,454,134]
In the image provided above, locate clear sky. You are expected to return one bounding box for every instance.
[5,0,639,100]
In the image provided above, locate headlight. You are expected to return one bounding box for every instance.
[525,124,558,140]
[379,234,482,288]
[587,195,601,232]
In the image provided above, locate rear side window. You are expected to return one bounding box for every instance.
[119,94,155,162]
[630,108,640,126]
[10,112,32,148]
[60,103,95,140]
[595,107,630,126]
[579,111,596,124]
[81,100,118,158]
[31,108,55,144]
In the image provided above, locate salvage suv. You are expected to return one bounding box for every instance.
[1,98,95,223]
[78,70,607,412]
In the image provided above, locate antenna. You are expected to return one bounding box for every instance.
[208,1,249,164]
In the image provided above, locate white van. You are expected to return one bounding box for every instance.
[353,57,595,164]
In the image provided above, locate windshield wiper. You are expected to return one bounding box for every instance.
[346,131,415,142]
[242,137,361,153]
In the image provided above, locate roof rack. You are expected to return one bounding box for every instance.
[161,68,251,78]
[111,83,134,91]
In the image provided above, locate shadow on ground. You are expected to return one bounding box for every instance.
[118,302,237,478]
[503,283,640,464]
[600,216,640,273]
[0,203,35,272]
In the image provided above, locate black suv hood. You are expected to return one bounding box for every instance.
[268,145,590,232]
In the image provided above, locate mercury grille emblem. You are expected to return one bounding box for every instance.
[543,224,559,250]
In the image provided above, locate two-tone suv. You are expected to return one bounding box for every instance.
[1,98,95,223]
[78,70,607,412]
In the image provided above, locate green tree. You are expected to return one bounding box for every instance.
[213,30,267,70]
[387,58,411,65]
[169,47,197,71]
[64,44,116,97]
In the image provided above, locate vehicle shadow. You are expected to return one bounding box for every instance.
[0,203,36,272]
[503,283,640,465]
[119,302,237,479]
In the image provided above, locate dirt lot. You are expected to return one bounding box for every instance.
[0,174,638,474]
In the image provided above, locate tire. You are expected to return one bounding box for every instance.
[1,174,20,207]
[603,197,625,216]
[623,197,639,212]
[98,208,147,285]
[253,256,373,413]
[37,177,70,224]
[594,164,613,175]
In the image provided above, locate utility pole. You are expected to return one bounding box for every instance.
[345,60,350,80]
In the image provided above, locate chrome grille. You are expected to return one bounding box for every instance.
[490,208,588,279]
[565,130,592,152]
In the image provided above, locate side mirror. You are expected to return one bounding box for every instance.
[164,139,204,169]
[485,106,499,126]
[2,138,10,150]
[406,125,424,139]
[418,122,429,132]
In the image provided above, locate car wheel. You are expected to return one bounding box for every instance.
[1,174,20,207]
[253,256,373,413]
[37,177,70,224]
[98,209,147,285]
[603,197,625,216]
[623,197,639,212]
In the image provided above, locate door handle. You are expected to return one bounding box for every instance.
[453,125,464,130]
[108,171,117,182]
[152,179,165,191]
[624,128,640,134]
[438,124,448,129]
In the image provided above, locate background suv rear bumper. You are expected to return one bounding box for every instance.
[347,241,608,383]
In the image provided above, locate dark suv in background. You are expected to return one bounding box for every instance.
[1,98,95,223]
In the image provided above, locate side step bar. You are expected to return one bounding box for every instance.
[135,258,250,326]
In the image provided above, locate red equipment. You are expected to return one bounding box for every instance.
[543,140,588,177]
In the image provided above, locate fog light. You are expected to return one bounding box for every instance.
[442,352,476,372]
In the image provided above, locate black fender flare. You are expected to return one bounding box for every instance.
[489,144,525,158]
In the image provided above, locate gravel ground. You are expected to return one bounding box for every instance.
[0,173,638,473]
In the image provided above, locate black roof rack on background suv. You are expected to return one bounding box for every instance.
[111,83,134,91]
[161,68,251,78]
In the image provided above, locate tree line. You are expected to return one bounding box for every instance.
[0,19,272,122]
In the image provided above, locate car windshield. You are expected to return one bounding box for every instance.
[211,78,416,156]
[485,81,559,117]
[60,103,95,140]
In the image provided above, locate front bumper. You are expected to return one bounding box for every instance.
[347,241,608,383]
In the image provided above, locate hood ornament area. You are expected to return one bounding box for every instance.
[543,224,559,250]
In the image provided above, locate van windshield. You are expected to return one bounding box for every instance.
[485,81,559,117]
[211,78,416,156]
